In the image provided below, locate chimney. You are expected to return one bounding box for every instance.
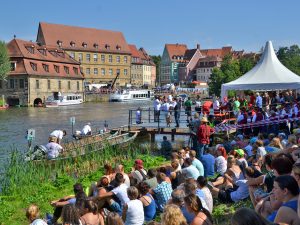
[196,44,200,50]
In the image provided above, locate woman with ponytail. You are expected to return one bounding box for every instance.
[80,199,104,225]
[184,194,213,225]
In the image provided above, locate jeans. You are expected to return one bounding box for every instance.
[154,109,160,122]
[197,143,208,159]
[174,111,180,127]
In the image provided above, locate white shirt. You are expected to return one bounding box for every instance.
[125,199,144,225]
[215,156,227,175]
[30,219,47,225]
[168,95,173,102]
[161,102,170,112]
[81,125,91,135]
[213,100,220,110]
[112,183,130,206]
[153,99,161,111]
[46,142,63,159]
[50,130,64,140]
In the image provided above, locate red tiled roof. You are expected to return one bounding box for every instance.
[7,39,83,79]
[37,22,131,54]
[128,44,141,58]
[165,44,187,61]
[200,46,233,58]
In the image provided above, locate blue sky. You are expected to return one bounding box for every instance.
[1,0,299,55]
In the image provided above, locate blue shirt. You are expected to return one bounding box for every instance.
[192,158,204,176]
[200,154,215,177]
[153,181,172,211]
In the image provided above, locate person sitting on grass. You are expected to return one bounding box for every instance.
[61,204,82,225]
[184,194,213,225]
[106,212,124,225]
[26,204,47,225]
[196,176,213,214]
[80,199,104,225]
[122,186,144,225]
[137,181,156,222]
[231,208,277,225]
[161,204,188,225]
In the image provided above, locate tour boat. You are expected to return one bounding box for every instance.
[45,92,83,107]
[110,89,154,102]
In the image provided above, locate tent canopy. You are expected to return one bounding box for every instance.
[221,41,300,98]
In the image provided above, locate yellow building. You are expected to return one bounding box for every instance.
[37,22,131,87]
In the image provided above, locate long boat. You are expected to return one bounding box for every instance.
[110,89,154,102]
[29,131,138,162]
[45,92,83,107]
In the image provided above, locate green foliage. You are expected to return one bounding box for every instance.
[208,55,256,97]
[0,41,10,81]
[277,45,300,75]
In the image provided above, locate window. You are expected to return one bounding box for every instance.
[86,68,90,75]
[77,81,80,91]
[64,66,69,74]
[73,67,78,75]
[70,52,75,58]
[42,64,49,72]
[109,69,113,75]
[94,68,98,75]
[70,41,75,47]
[68,81,71,90]
[116,56,120,63]
[101,68,105,75]
[94,43,99,49]
[58,80,61,89]
[116,69,120,75]
[47,80,51,89]
[109,55,112,63]
[30,62,37,71]
[36,80,40,89]
[86,54,91,62]
[93,54,98,62]
[26,46,34,54]
[9,79,14,89]
[82,42,87,48]
[11,62,16,71]
[54,65,60,73]
[124,69,128,75]
[124,56,128,63]
[19,79,24,89]
[101,55,105,63]
[78,53,83,62]
[105,44,110,50]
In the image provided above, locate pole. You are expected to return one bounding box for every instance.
[148,107,150,123]
[128,110,131,131]
[2,95,4,107]
[72,122,74,135]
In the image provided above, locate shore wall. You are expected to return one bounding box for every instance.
[85,94,110,102]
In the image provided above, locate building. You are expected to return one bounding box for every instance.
[129,45,156,87]
[36,22,131,87]
[196,47,244,82]
[160,44,187,85]
[0,38,84,106]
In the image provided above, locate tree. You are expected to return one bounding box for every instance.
[150,55,161,85]
[277,45,300,75]
[0,41,10,80]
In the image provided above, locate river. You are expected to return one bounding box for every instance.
[0,101,156,162]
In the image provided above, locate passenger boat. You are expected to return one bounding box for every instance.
[110,89,154,102]
[45,92,83,107]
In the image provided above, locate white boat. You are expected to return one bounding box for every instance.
[110,89,154,102]
[45,92,83,107]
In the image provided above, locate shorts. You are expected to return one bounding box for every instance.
[218,188,234,203]
[110,201,122,214]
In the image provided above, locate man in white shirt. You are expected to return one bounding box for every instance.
[213,97,220,112]
[46,136,63,159]
[50,130,67,144]
[81,123,92,135]
[153,96,161,122]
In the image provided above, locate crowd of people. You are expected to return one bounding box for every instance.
[26,90,300,225]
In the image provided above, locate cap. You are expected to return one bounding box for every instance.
[135,159,144,169]
[235,149,245,157]
[250,137,258,145]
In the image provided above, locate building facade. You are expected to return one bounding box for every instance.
[160,44,187,85]
[0,39,84,106]
[36,22,131,87]
[129,45,156,87]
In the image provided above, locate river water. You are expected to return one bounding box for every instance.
[0,101,156,163]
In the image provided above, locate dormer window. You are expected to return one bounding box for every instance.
[57,40,63,47]
[26,46,35,54]
[94,43,99,49]
[105,44,110,50]
[42,64,49,72]
[30,62,37,71]
[116,45,121,50]
[49,50,58,57]
[82,42,87,48]
[70,41,75,47]
[54,65,60,73]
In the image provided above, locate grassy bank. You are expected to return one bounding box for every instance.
[0,144,250,225]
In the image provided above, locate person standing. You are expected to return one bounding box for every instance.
[161,136,173,159]
[256,92,263,109]
[153,96,161,122]
[173,97,180,128]
[197,116,214,158]
[184,97,193,122]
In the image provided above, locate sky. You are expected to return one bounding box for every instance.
[1,0,300,55]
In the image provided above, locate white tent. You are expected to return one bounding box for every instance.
[221,41,300,99]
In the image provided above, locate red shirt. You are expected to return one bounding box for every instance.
[198,124,214,144]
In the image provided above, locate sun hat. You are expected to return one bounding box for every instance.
[201,116,208,123]
[235,149,245,157]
